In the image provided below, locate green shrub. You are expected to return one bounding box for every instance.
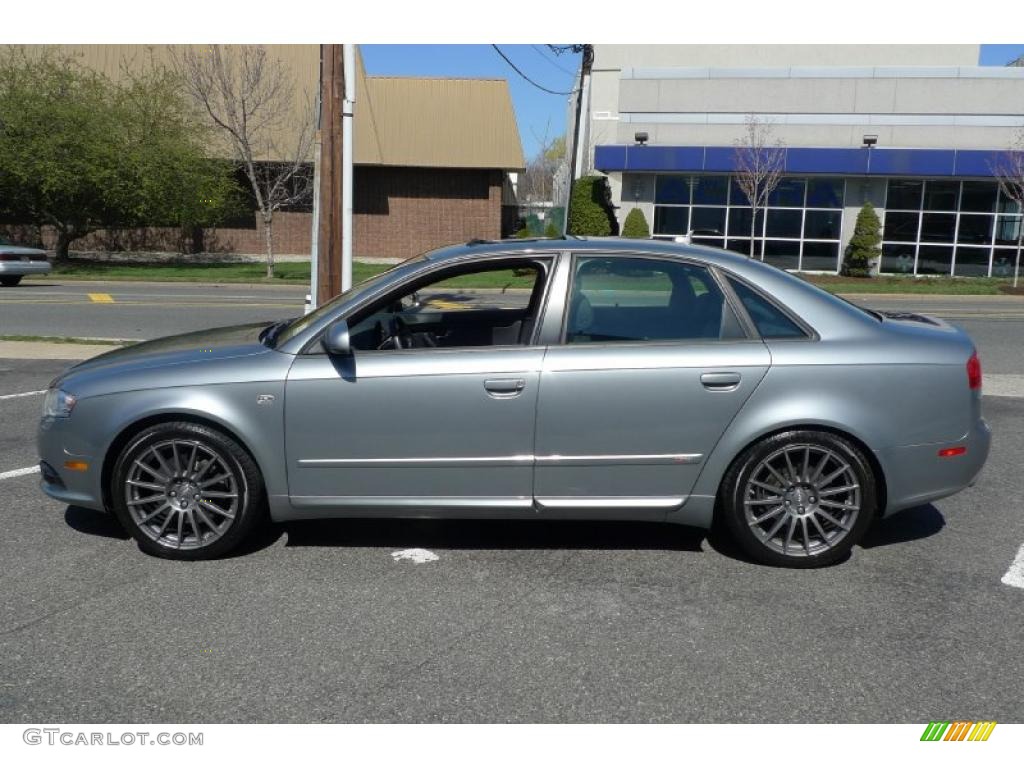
[621,207,650,239]
[515,226,532,239]
[544,220,560,238]
[567,175,617,236]
[842,202,881,277]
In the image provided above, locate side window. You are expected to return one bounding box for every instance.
[565,256,743,344]
[726,277,808,339]
[346,262,546,351]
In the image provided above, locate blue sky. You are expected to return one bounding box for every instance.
[362,44,1024,161]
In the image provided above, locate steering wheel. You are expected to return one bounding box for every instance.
[376,315,414,350]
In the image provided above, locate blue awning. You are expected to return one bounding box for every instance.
[594,145,1006,178]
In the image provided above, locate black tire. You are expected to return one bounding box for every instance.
[110,421,266,560]
[0,276,23,286]
[719,429,877,568]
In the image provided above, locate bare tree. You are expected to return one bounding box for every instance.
[172,45,314,278]
[733,115,785,260]
[520,124,565,203]
[992,132,1024,289]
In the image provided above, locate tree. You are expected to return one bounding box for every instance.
[544,220,560,238]
[732,115,785,259]
[622,208,650,239]
[519,127,566,203]
[992,132,1024,289]
[0,48,236,261]
[173,45,315,278]
[843,203,881,277]
[567,175,616,236]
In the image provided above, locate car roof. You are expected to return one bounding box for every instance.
[423,236,756,270]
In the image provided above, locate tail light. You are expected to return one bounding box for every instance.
[0,253,23,261]
[967,350,982,391]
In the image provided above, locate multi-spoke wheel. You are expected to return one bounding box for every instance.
[720,430,877,568]
[110,422,266,560]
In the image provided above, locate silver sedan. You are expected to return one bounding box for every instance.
[38,238,990,567]
[0,240,51,286]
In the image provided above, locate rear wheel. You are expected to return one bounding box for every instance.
[110,421,266,560]
[0,276,23,286]
[720,430,877,568]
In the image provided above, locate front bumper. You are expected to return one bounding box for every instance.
[0,261,52,277]
[37,414,106,511]
[878,416,992,516]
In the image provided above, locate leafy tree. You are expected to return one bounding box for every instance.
[843,202,882,277]
[544,220,560,238]
[0,49,237,261]
[567,175,616,236]
[621,208,650,238]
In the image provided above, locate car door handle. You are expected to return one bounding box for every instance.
[700,372,742,391]
[484,378,526,398]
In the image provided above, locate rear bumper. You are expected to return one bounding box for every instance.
[878,417,991,516]
[0,261,51,277]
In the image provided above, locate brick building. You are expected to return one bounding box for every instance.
[6,45,524,259]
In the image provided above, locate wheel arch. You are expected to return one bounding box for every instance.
[712,422,888,521]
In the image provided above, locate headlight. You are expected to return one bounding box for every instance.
[42,388,77,418]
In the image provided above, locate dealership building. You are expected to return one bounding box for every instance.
[583,45,1024,276]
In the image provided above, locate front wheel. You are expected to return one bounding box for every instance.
[0,276,23,286]
[110,421,266,560]
[720,430,877,568]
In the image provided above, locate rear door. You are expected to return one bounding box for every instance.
[533,253,770,518]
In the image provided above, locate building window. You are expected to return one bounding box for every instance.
[651,174,845,272]
[881,179,1021,278]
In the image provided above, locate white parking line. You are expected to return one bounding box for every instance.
[0,389,46,401]
[1001,544,1024,589]
[391,548,440,564]
[0,466,39,481]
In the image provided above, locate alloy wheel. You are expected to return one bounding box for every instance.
[742,443,862,558]
[123,438,243,550]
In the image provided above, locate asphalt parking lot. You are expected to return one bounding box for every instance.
[1,294,1023,722]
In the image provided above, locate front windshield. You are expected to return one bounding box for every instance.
[271,255,426,347]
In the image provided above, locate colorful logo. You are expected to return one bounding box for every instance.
[921,721,997,742]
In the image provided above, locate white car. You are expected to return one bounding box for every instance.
[0,240,51,285]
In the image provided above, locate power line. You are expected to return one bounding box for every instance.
[491,45,576,96]
[531,44,577,76]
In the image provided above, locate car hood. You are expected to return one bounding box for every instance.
[54,322,279,388]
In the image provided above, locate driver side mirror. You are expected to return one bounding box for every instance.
[321,319,352,356]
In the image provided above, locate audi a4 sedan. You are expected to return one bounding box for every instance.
[38,237,990,567]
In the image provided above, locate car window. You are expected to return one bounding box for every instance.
[565,256,743,344]
[346,261,546,351]
[726,277,808,339]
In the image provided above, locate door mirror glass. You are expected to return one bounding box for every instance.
[321,319,352,356]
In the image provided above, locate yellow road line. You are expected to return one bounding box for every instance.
[87,293,115,303]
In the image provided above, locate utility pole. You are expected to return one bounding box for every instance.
[564,44,594,233]
[316,44,344,306]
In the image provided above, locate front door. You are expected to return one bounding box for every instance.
[284,256,552,516]
[533,254,770,518]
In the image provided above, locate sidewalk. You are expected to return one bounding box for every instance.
[0,341,116,360]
